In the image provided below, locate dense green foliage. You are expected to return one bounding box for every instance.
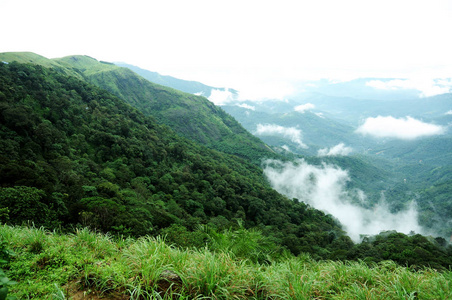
[0,61,346,256]
[2,225,452,299]
[417,180,452,237]
[1,56,451,282]
[345,231,452,270]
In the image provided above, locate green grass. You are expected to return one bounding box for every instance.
[1,225,451,299]
[0,52,84,80]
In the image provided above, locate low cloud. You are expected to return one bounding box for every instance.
[446,110,452,115]
[318,143,353,156]
[263,159,423,242]
[366,78,452,97]
[356,116,445,140]
[208,88,236,105]
[294,103,315,113]
[281,145,291,152]
[236,103,255,110]
[255,124,307,148]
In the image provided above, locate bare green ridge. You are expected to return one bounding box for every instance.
[0,52,84,80]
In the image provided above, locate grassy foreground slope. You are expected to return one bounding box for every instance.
[2,225,451,299]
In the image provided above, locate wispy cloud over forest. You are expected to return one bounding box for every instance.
[255,124,307,148]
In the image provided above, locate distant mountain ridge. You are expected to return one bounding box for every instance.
[115,62,238,98]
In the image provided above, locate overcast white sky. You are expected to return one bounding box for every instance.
[1,0,452,99]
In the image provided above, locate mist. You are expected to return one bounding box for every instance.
[255,124,308,149]
[236,103,256,110]
[294,103,315,113]
[208,88,236,105]
[365,78,452,97]
[318,143,353,156]
[263,159,424,242]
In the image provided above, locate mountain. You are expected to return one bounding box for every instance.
[295,78,423,100]
[221,104,371,155]
[115,62,238,98]
[294,92,452,125]
[2,52,452,241]
[0,53,273,164]
[0,60,349,256]
[1,59,451,298]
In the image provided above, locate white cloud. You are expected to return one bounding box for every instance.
[194,91,204,96]
[446,110,452,115]
[263,159,423,242]
[318,143,353,156]
[356,116,445,140]
[315,112,324,118]
[255,124,307,148]
[294,103,315,113]
[281,145,291,152]
[366,78,452,97]
[208,88,235,105]
[236,103,255,110]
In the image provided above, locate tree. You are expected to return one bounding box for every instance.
[0,186,57,227]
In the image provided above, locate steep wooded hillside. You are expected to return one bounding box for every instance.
[0,61,345,256]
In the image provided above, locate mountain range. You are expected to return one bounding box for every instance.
[1,51,451,244]
[0,52,348,258]
[0,52,272,164]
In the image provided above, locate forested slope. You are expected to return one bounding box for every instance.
[0,61,344,255]
[1,58,451,270]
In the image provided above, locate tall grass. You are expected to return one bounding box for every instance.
[1,224,452,299]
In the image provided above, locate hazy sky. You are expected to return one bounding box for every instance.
[2,0,452,98]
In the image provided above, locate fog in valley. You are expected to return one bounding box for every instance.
[264,159,424,242]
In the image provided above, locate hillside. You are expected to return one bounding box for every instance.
[0,60,346,255]
[221,104,369,154]
[2,61,452,299]
[0,52,273,164]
